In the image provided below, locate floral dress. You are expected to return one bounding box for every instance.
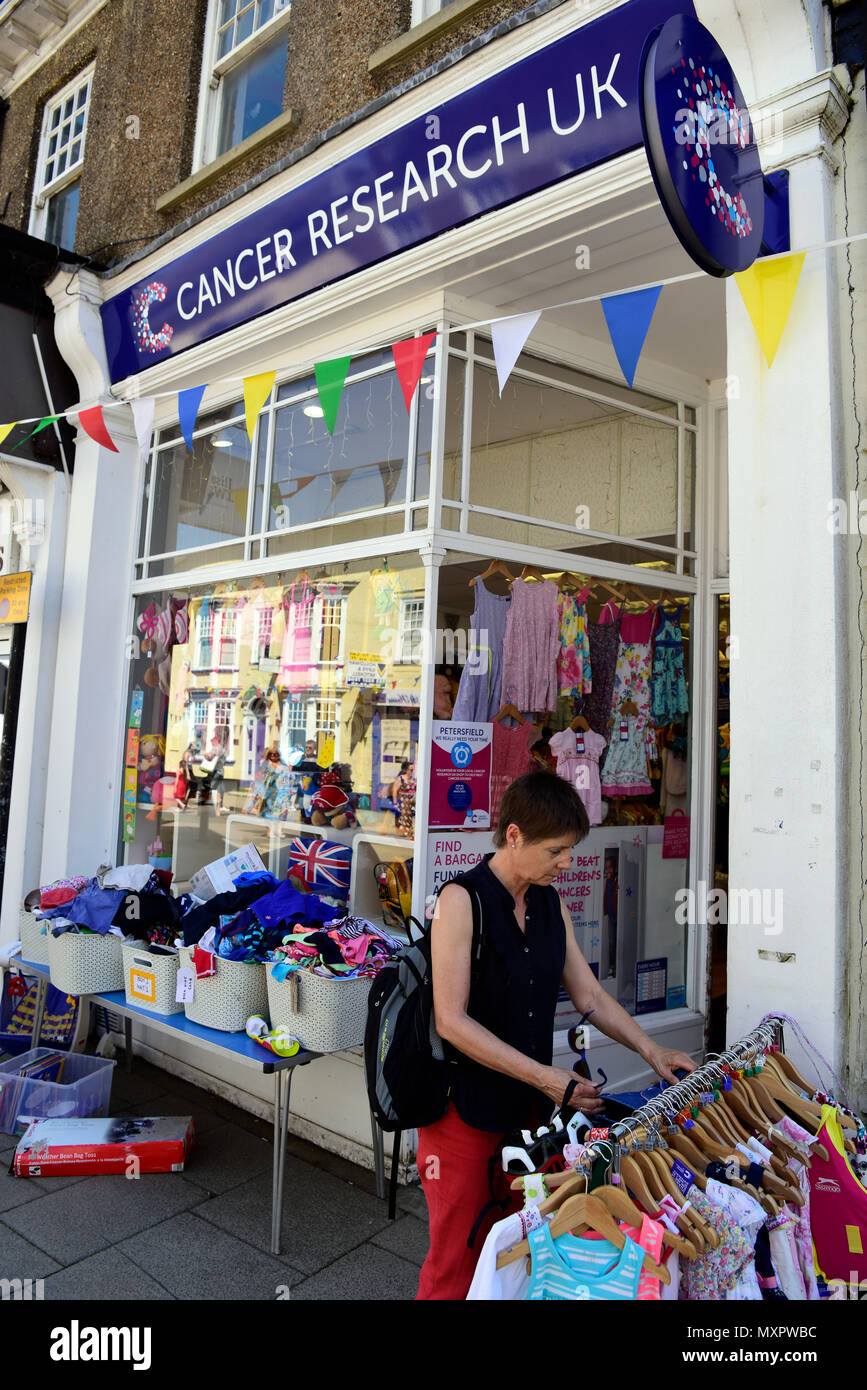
[557,587,592,699]
[651,607,689,722]
[600,606,656,798]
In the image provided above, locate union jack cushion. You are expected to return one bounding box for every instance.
[287,837,352,896]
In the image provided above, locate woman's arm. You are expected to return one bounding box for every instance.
[559,899,696,1085]
[431,885,605,1113]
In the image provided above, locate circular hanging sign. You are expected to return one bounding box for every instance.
[640,14,764,277]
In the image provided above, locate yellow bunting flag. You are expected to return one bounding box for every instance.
[734,253,806,368]
[243,371,276,440]
[0,423,16,448]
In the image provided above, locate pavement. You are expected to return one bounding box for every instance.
[0,1053,429,1301]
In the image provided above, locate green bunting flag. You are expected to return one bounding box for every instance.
[9,415,62,451]
[314,356,352,436]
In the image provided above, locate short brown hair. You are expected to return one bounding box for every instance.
[493,770,590,847]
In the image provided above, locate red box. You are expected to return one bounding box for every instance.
[12,1115,195,1176]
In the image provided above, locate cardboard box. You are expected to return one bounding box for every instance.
[189,842,266,900]
[12,1115,195,1176]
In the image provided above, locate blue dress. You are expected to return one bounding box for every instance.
[651,607,689,723]
[452,582,510,722]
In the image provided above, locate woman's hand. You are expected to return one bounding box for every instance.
[539,1067,606,1115]
[644,1045,697,1086]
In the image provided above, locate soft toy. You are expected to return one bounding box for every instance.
[138,735,165,803]
[310,764,356,830]
[245,1015,300,1057]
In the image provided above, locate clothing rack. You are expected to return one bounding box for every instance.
[591,1017,786,1160]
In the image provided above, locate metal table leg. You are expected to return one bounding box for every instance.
[371,1110,386,1201]
[30,976,47,1047]
[124,1018,133,1073]
[271,1069,293,1256]
[270,1069,283,1254]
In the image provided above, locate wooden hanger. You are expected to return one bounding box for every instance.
[621,1154,706,1254]
[470,559,514,587]
[593,580,625,603]
[620,699,639,717]
[767,1050,818,1097]
[495,1194,669,1281]
[514,564,547,583]
[493,702,526,725]
[569,714,590,732]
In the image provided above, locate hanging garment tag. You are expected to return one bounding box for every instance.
[619,720,629,743]
[746,1136,773,1165]
[175,968,195,1003]
[576,732,585,755]
[670,1158,696,1196]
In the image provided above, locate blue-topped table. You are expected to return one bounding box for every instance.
[15,958,386,1254]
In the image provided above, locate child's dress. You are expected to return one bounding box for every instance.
[651,606,689,722]
[549,727,607,825]
[600,606,656,799]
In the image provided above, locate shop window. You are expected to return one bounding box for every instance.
[194,609,215,669]
[217,609,239,670]
[251,606,274,664]
[196,0,291,167]
[317,594,345,665]
[30,67,93,247]
[208,698,235,758]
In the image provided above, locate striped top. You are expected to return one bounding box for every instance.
[526,1223,645,1301]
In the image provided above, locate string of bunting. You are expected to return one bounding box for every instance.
[0,234,861,459]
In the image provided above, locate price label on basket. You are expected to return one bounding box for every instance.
[175,968,195,1004]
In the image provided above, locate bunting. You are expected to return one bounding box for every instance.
[392,332,436,412]
[0,423,16,448]
[734,253,806,368]
[78,405,119,452]
[178,385,207,452]
[130,398,156,460]
[9,415,61,451]
[314,356,352,435]
[600,285,663,389]
[243,371,276,440]
[491,311,541,396]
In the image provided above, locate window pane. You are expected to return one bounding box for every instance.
[45,180,80,248]
[149,405,251,556]
[258,0,275,24]
[267,368,410,533]
[217,32,287,154]
[236,1,255,44]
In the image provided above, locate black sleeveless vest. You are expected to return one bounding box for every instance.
[445,855,566,1133]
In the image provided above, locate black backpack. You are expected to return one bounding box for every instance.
[364,873,483,1218]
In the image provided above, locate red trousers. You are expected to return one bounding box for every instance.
[416,1103,522,1300]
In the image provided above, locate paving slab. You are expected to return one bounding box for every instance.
[0,1219,61,1279]
[118,1211,305,1301]
[195,1158,392,1274]
[116,1095,223,1136]
[370,1214,429,1268]
[178,1120,274,1195]
[41,1246,176,1301]
[3,1173,205,1265]
[290,1242,420,1301]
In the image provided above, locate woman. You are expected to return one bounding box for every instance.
[199,736,227,815]
[417,770,696,1301]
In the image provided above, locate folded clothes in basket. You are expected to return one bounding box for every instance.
[269,915,402,980]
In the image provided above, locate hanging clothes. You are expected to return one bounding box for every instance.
[676,1186,754,1301]
[651,606,689,722]
[807,1104,867,1285]
[500,579,559,714]
[556,587,592,699]
[582,601,621,735]
[452,582,510,722]
[525,1221,646,1300]
[600,604,656,798]
[278,581,316,691]
[490,720,537,826]
[549,727,607,825]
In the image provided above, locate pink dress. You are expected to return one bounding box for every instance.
[549,728,607,825]
[490,721,536,826]
[278,582,315,691]
[501,580,559,714]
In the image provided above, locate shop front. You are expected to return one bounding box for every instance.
[28,0,858,1162]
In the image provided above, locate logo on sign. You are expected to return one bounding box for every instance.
[450,742,473,769]
[133,282,174,355]
[640,14,764,276]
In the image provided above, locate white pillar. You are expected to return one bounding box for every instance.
[0,459,70,943]
[40,268,142,879]
[725,72,851,1076]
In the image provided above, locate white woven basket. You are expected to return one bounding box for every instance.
[266,967,371,1052]
[122,944,183,1016]
[178,947,266,1032]
[48,930,124,995]
[19,912,50,967]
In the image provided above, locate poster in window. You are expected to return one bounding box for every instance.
[428,721,492,829]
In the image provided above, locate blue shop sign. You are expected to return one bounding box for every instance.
[101,0,694,382]
[640,13,764,275]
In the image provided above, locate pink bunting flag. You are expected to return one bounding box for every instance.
[392,332,436,412]
[78,405,119,453]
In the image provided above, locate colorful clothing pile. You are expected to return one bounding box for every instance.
[269,916,402,979]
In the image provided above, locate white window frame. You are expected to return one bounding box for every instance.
[411,0,455,24]
[306,694,340,760]
[29,64,94,242]
[216,608,239,671]
[194,609,215,671]
[251,604,274,665]
[313,591,346,668]
[396,595,425,664]
[207,697,236,760]
[192,0,292,172]
[188,697,209,745]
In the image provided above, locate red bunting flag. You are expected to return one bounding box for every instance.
[78,405,118,453]
[392,332,436,412]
